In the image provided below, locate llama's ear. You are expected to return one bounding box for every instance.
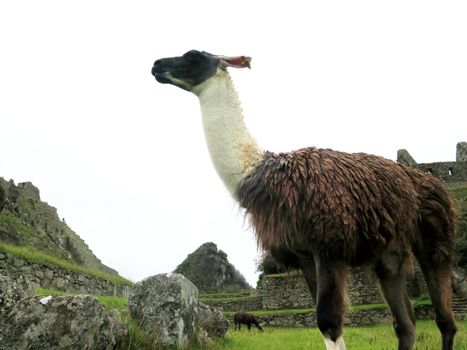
[219,56,251,69]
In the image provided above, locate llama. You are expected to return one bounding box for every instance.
[151,50,457,350]
[233,311,264,332]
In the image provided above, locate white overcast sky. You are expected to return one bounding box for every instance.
[0,1,466,287]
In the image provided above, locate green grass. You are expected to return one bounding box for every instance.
[263,271,302,279]
[36,288,129,311]
[449,183,467,201]
[0,212,40,244]
[1,242,132,286]
[190,321,467,350]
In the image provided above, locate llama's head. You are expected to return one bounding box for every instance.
[152,50,251,92]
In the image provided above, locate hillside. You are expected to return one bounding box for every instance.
[0,177,119,276]
[174,242,251,293]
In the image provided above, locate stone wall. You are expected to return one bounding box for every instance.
[347,268,384,305]
[256,306,436,328]
[0,252,129,297]
[201,296,262,312]
[258,273,313,310]
[414,161,467,183]
[457,142,467,162]
[397,141,467,183]
[257,268,384,310]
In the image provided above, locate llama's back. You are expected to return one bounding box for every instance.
[237,147,421,263]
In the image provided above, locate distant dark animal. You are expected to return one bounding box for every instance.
[152,49,457,350]
[233,311,263,332]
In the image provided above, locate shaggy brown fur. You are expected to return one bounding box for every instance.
[233,311,263,332]
[237,147,457,349]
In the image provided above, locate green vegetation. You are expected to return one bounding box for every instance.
[36,288,129,311]
[262,271,302,279]
[119,313,153,350]
[189,321,467,350]
[1,242,132,286]
[449,183,467,201]
[0,212,39,244]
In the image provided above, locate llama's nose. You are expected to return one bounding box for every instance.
[152,59,165,76]
[151,63,160,76]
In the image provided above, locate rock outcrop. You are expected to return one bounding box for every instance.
[0,177,118,276]
[129,273,228,349]
[174,242,251,292]
[0,283,127,350]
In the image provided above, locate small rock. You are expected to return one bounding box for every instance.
[52,277,67,290]
[12,257,24,268]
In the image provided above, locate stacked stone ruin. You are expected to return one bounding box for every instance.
[397,141,467,183]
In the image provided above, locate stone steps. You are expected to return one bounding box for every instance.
[452,294,467,314]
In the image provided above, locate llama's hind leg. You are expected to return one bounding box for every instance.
[375,249,416,350]
[415,253,457,350]
[314,259,347,350]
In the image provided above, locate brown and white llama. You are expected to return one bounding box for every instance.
[151,50,457,350]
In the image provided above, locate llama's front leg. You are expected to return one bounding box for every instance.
[315,259,347,350]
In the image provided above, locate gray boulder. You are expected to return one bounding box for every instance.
[0,294,127,350]
[196,302,229,345]
[129,273,199,348]
[0,275,29,314]
[129,272,229,348]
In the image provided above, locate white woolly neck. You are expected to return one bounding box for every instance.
[193,69,263,199]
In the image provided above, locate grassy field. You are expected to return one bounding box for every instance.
[194,321,467,350]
